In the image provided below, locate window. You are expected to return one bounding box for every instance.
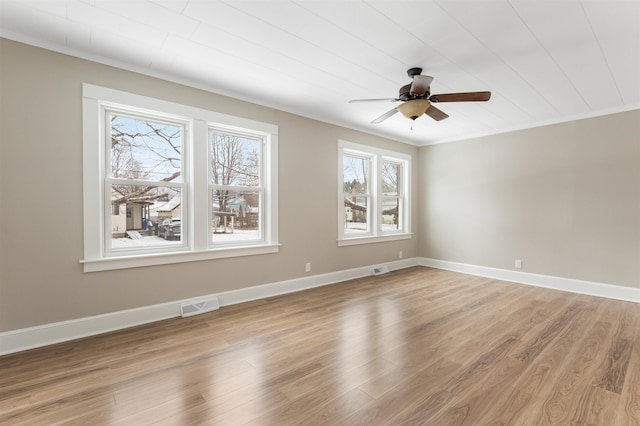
[209,128,263,245]
[107,110,187,254]
[82,84,278,272]
[381,159,404,232]
[338,140,411,245]
[342,152,372,235]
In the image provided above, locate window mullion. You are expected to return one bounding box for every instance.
[192,119,208,251]
[373,155,381,236]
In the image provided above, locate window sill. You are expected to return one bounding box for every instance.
[81,244,281,272]
[337,233,412,247]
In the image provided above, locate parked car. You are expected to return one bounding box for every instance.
[158,217,181,240]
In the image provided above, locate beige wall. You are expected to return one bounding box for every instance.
[1,38,638,334]
[419,110,640,288]
[0,39,419,332]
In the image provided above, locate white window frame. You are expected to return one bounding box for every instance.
[207,125,271,248]
[82,84,278,272]
[103,107,190,257]
[337,140,411,246]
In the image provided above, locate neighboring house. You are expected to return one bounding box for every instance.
[111,187,155,237]
[111,203,127,238]
[152,195,182,222]
[111,202,154,237]
[343,198,397,227]
[126,202,153,231]
[215,195,258,228]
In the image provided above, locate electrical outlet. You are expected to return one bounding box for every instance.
[305,262,311,272]
[399,251,403,259]
[515,259,522,269]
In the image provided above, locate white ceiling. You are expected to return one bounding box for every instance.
[1,0,639,146]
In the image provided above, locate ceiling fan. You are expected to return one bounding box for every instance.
[349,67,491,124]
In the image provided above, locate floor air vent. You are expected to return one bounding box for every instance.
[180,297,220,318]
[372,265,390,276]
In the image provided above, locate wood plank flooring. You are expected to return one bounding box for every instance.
[0,267,638,425]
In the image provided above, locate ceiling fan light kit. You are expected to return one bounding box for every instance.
[350,67,491,126]
[397,99,431,120]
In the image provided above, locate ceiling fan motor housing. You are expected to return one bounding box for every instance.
[399,83,430,101]
[406,67,423,77]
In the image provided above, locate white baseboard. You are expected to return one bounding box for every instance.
[3,257,635,356]
[420,257,640,304]
[0,258,418,356]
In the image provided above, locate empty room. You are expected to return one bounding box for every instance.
[0,1,639,424]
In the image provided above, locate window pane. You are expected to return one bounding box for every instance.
[110,185,182,249]
[381,197,401,232]
[343,195,369,234]
[343,154,369,194]
[212,189,260,243]
[382,161,401,196]
[210,131,260,187]
[110,114,182,182]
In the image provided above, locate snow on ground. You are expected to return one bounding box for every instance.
[111,224,398,249]
[344,222,400,233]
[111,229,260,248]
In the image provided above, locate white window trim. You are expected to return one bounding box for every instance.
[81,84,279,272]
[103,107,191,258]
[337,140,412,246]
[207,126,269,248]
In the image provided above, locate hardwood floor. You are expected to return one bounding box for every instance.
[1,267,638,425]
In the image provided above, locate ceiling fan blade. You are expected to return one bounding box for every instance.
[429,91,491,102]
[424,105,449,121]
[372,107,399,124]
[409,75,433,96]
[349,98,399,103]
